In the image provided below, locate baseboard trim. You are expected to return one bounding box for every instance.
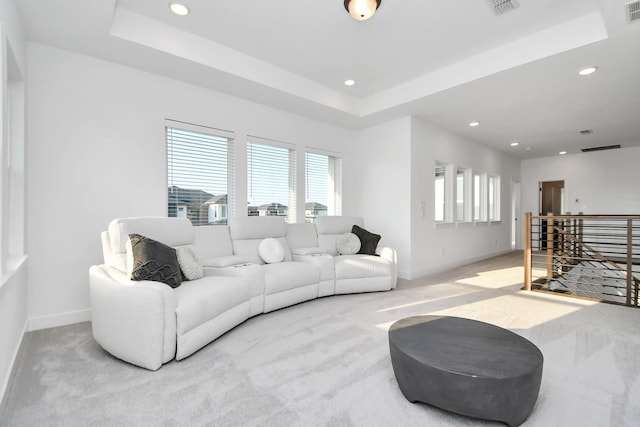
[397,270,411,281]
[28,309,91,332]
[407,249,514,280]
[0,319,27,406]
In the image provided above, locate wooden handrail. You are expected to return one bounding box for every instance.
[523,212,639,307]
[524,212,532,290]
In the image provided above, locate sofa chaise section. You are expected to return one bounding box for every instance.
[90,217,251,370]
[315,216,398,294]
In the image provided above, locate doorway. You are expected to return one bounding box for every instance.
[539,180,564,250]
[511,179,521,250]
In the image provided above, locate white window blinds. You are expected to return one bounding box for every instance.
[166,122,234,226]
[247,138,296,223]
[305,151,342,222]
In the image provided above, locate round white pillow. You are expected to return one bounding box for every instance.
[336,232,361,255]
[175,245,204,280]
[258,238,285,264]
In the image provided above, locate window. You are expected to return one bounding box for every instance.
[435,162,454,223]
[166,121,234,226]
[247,138,296,223]
[456,167,467,222]
[305,151,342,223]
[435,163,446,222]
[473,171,487,221]
[488,174,500,221]
[1,45,26,272]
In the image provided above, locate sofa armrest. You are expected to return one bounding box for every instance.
[378,246,397,264]
[89,265,177,370]
[378,247,398,289]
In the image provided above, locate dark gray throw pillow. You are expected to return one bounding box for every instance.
[351,225,381,256]
[129,233,182,288]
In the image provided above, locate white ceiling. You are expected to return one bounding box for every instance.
[16,0,640,159]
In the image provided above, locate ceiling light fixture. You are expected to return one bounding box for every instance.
[559,151,567,155]
[510,142,520,146]
[170,3,190,16]
[579,66,598,76]
[344,79,356,86]
[344,0,381,21]
[469,121,480,127]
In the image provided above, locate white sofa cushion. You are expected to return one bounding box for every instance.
[335,254,394,279]
[316,216,364,256]
[174,276,250,336]
[175,245,204,280]
[193,225,234,259]
[336,232,361,255]
[262,262,320,295]
[229,217,293,264]
[109,217,194,255]
[258,238,285,264]
[287,223,319,249]
[229,216,287,240]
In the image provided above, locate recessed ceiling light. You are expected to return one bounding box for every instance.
[579,66,598,76]
[344,79,356,86]
[510,141,520,147]
[469,121,480,127]
[559,151,567,155]
[170,3,189,16]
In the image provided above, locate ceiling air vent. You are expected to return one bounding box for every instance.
[626,1,640,23]
[489,0,519,16]
[581,144,621,153]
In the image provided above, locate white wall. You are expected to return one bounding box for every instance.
[343,117,412,277]
[0,0,27,404]
[409,118,521,278]
[26,43,355,329]
[521,146,640,216]
[344,115,521,280]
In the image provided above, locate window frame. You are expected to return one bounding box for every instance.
[488,174,501,221]
[165,120,235,226]
[435,162,454,223]
[246,136,297,223]
[304,149,343,223]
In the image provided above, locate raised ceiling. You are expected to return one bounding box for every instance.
[16,0,640,159]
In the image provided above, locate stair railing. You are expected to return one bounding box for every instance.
[524,212,640,307]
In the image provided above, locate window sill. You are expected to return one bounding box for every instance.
[489,220,502,225]
[434,222,455,229]
[0,255,28,290]
[456,221,474,228]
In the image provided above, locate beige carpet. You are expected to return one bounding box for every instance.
[2,251,639,426]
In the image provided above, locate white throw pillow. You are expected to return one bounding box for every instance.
[336,232,361,255]
[258,238,285,264]
[175,245,204,280]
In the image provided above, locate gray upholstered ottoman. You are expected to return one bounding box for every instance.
[389,315,543,427]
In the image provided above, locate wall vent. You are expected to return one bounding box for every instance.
[626,1,640,23]
[489,0,519,16]
[581,144,621,153]
[579,129,594,135]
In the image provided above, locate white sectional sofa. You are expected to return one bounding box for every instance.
[89,215,397,370]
